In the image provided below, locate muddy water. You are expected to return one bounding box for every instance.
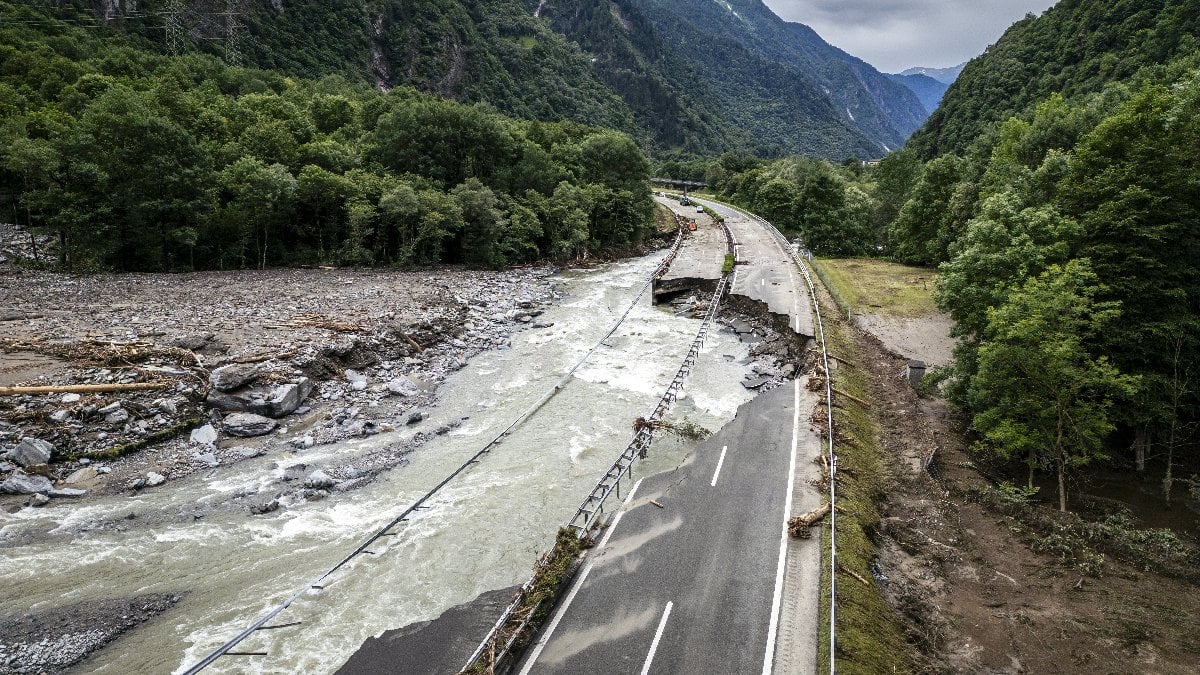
[0,254,756,674]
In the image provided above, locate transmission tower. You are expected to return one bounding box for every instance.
[164,0,185,55]
[220,0,244,67]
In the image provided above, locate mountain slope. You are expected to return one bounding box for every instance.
[885,73,949,114]
[899,64,965,85]
[908,0,1200,158]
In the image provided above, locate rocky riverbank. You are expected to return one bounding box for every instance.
[0,266,561,514]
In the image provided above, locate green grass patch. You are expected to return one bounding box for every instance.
[77,416,205,460]
[815,258,939,317]
[722,253,735,275]
[516,35,539,50]
[817,318,914,674]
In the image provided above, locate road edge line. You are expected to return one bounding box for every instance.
[762,377,801,674]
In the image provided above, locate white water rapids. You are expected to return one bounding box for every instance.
[0,253,757,674]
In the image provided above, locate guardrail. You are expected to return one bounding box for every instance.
[461,217,737,674]
[695,197,839,675]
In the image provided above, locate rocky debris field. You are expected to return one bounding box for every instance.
[0,265,560,513]
[0,593,181,674]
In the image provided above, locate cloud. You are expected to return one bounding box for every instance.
[762,0,1058,72]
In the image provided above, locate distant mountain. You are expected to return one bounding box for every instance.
[64,0,931,158]
[624,0,930,154]
[885,73,949,114]
[899,64,965,85]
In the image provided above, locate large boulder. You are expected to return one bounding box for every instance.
[206,378,313,418]
[9,438,54,468]
[386,377,420,397]
[209,363,262,392]
[223,413,278,437]
[1,471,53,495]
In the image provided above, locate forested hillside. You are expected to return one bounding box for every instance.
[887,0,1200,509]
[0,0,655,272]
[910,0,1200,158]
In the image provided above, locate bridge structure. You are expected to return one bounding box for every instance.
[651,177,708,192]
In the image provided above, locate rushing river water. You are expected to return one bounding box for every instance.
[0,253,757,674]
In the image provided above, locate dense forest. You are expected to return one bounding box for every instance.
[0,0,655,272]
[667,1,1200,510]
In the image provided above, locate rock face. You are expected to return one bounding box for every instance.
[9,437,54,467]
[209,363,262,392]
[206,378,314,418]
[223,413,278,437]
[1,470,54,495]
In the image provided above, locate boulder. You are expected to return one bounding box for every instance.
[406,411,424,426]
[98,401,122,415]
[61,393,81,404]
[206,379,313,418]
[209,363,261,392]
[1,471,54,495]
[305,470,336,489]
[145,472,167,487]
[386,378,419,397]
[190,424,218,445]
[9,437,54,468]
[64,467,98,484]
[223,413,278,437]
[193,452,220,468]
[250,498,279,515]
[105,409,130,425]
[31,493,50,507]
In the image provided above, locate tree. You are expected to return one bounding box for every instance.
[452,178,508,268]
[969,260,1137,511]
[889,154,966,266]
[219,157,297,269]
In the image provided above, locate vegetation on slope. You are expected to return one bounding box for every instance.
[0,1,655,272]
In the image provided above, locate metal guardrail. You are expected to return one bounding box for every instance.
[461,215,737,674]
[181,227,689,674]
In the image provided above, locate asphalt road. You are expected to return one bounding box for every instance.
[653,196,726,285]
[695,198,815,339]
[517,378,821,674]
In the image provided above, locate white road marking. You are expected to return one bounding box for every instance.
[762,378,801,675]
[518,478,645,674]
[710,445,729,487]
[640,601,674,675]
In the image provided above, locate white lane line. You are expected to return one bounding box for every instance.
[640,601,674,675]
[762,378,801,675]
[519,478,645,674]
[710,445,729,487]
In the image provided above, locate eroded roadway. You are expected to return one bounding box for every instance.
[517,199,824,674]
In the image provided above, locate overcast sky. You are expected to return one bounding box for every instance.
[762,0,1059,72]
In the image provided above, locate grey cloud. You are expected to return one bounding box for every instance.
[763,0,1058,71]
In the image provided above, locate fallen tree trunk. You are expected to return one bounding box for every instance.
[0,382,169,396]
[788,503,832,539]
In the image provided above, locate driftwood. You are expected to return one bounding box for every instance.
[832,387,868,407]
[788,503,831,539]
[0,382,169,396]
[838,564,872,586]
[396,330,424,353]
[230,349,298,365]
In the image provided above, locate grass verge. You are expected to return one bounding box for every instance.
[816,301,913,673]
[814,258,939,317]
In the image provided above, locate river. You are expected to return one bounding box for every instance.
[0,253,756,674]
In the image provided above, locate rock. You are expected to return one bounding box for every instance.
[386,378,419,397]
[1,471,54,495]
[98,401,122,415]
[730,319,755,334]
[31,493,50,507]
[289,435,315,449]
[193,452,220,468]
[234,446,263,458]
[190,424,218,445]
[205,378,313,418]
[0,460,17,472]
[155,398,178,415]
[250,498,279,515]
[209,363,261,392]
[351,379,368,391]
[742,376,772,390]
[223,413,278,437]
[305,470,336,489]
[61,392,81,404]
[171,332,228,354]
[145,472,167,487]
[10,437,54,467]
[48,487,87,498]
[50,409,71,423]
[781,363,796,378]
[406,411,424,426]
[105,409,130,425]
[64,467,98,484]
[344,369,367,385]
